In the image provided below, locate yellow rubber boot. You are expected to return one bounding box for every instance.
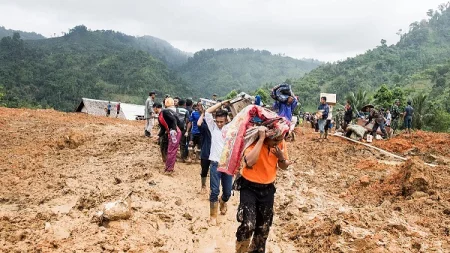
[209,202,218,226]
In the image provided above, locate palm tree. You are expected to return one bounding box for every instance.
[346,90,373,114]
[412,94,429,130]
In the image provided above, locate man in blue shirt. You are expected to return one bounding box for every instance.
[273,96,298,122]
[317,96,329,140]
[106,101,112,117]
[404,101,414,134]
[188,104,202,154]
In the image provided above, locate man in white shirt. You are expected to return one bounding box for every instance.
[205,100,232,226]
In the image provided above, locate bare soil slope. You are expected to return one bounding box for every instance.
[1,108,449,252]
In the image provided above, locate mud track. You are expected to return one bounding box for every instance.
[1,108,449,252]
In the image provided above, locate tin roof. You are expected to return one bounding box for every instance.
[75,98,145,120]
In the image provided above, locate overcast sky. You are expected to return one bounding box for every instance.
[0,0,445,62]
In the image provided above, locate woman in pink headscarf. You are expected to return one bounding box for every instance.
[158,98,182,172]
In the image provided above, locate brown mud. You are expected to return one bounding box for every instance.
[1,107,449,252]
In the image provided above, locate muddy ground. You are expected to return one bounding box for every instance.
[1,108,449,252]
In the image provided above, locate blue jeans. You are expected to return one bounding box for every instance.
[404,116,412,129]
[209,161,233,203]
[318,119,327,133]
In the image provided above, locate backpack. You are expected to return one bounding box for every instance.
[176,107,189,131]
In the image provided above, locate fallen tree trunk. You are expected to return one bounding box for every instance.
[333,134,436,167]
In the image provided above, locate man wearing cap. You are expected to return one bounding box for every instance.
[145,91,156,137]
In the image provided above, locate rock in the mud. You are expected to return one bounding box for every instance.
[430,194,440,201]
[359,175,370,186]
[183,213,193,221]
[14,231,27,241]
[103,200,131,221]
[52,226,71,240]
[300,206,309,213]
[411,191,429,199]
[113,177,122,185]
[385,223,407,232]
[425,199,434,205]
[45,222,52,232]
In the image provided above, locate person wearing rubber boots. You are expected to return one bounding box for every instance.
[235,126,290,253]
[204,100,232,225]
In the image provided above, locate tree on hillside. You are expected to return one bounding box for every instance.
[412,94,429,130]
[225,90,238,100]
[346,90,373,112]
[374,84,393,109]
[293,1,450,114]
[392,87,407,106]
[427,109,450,132]
[0,31,192,111]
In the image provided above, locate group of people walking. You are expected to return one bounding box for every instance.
[144,89,296,252]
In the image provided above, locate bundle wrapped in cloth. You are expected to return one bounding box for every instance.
[218,105,290,175]
[270,83,293,103]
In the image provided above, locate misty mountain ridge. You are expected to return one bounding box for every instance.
[0,26,46,40]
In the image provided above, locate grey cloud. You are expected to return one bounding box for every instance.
[0,0,445,61]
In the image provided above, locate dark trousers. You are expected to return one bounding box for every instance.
[180,130,188,159]
[325,119,332,134]
[192,134,202,149]
[391,118,399,133]
[159,135,168,162]
[236,178,275,253]
[200,158,210,178]
[372,121,387,138]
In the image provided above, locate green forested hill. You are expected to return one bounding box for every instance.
[0,26,46,40]
[0,25,320,111]
[26,26,190,68]
[0,26,192,111]
[179,48,321,96]
[293,3,450,112]
[135,36,191,68]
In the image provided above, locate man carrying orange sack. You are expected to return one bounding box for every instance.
[235,126,290,253]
